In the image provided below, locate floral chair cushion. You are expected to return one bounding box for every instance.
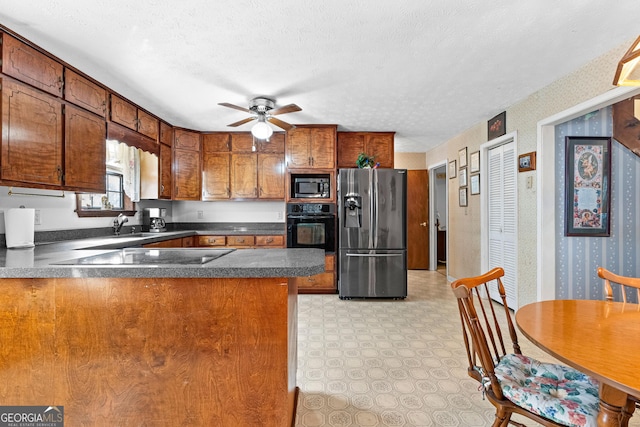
[494,354,599,427]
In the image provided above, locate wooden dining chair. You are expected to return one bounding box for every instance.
[451,267,600,427]
[597,266,640,303]
[597,266,640,414]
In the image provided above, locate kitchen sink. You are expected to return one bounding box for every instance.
[53,248,235,265]
[110,232,163,238]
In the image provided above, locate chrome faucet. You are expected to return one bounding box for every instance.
[113,213,128,235]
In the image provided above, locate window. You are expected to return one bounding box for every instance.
[78,173,124,210]
[76,173,135,217]
[106,172,124,209]
[75,139,154,218]
[76,170,135,218]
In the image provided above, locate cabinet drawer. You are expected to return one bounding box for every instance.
[182,236,195,247]
[143,238,183,248]
[255,235,284,247]
[227,235,255,246]
[198,235,226,246]
[291,272,335,289]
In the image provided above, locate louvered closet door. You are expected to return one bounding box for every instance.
[487,141,517,308]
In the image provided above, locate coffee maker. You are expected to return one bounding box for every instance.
[142,208,167,233]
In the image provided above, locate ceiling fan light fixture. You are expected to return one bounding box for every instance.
[613,35,640,86]
[251,118,273,140]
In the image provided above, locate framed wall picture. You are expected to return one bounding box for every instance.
[518,152,536,172]
[565,136,611,237]
[459,167,467,187]
[459,187,468,207]
[449,160,457,178]
[458,147,467,168]
[488,111,506,140]
[470,151,480,173]
[470,174,480,195]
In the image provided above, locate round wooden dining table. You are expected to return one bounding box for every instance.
[516,299,640,427]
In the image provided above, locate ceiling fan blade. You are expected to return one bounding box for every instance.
[270,104,302,116]
[218,102,252,113]
[228,117,256,127]
[267,116,295,131]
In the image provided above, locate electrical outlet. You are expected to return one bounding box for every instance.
[197,210,204,219]
[34,210,41,225]
[277,211,283,220]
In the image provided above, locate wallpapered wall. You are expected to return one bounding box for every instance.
[555,106,640,301]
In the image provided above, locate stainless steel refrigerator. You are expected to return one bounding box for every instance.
[338,168,407,299]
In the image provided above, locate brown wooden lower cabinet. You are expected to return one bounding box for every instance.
[295,253,336,294]
[0,277,297,426]
[143,237,192,248]
[198,234,285,249]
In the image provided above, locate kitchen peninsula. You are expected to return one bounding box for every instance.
[0,235,325,427]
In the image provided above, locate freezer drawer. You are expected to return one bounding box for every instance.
[338,249,407,299]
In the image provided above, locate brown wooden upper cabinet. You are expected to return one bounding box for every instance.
[337,132,395,168]
[202,133,231,200]
[202,132,285,201]
[1,33,64,97]
[258,133,285,154]
[173,129,201,200]
[110,94,159,140]
[1,79,64,186]
[174,128,201,151]
[64,69,107,118]
[159,121,173,199]
[64,105,107,192]
[285,125,336,169]
[231,133,254,153]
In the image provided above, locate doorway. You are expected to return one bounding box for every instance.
[429,164,447,275]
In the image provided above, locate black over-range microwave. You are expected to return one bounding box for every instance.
[291,174,330,199]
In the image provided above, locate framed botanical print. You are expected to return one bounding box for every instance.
[488,111,506,140]
[565,136,611,236]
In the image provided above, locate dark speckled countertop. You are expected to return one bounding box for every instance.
[0,230,325,279]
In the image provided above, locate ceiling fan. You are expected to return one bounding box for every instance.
[218,97,302,139]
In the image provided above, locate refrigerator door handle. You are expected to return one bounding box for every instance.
[346,253,404,257]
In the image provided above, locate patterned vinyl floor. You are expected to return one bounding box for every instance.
[295,270,640,427]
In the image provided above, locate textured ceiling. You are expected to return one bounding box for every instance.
[0,1,638,152]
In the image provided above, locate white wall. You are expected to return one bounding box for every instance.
[171,200,285,223]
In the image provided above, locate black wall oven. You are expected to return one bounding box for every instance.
[286,203,336,252]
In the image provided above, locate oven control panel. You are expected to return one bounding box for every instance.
[287,203,336,214]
